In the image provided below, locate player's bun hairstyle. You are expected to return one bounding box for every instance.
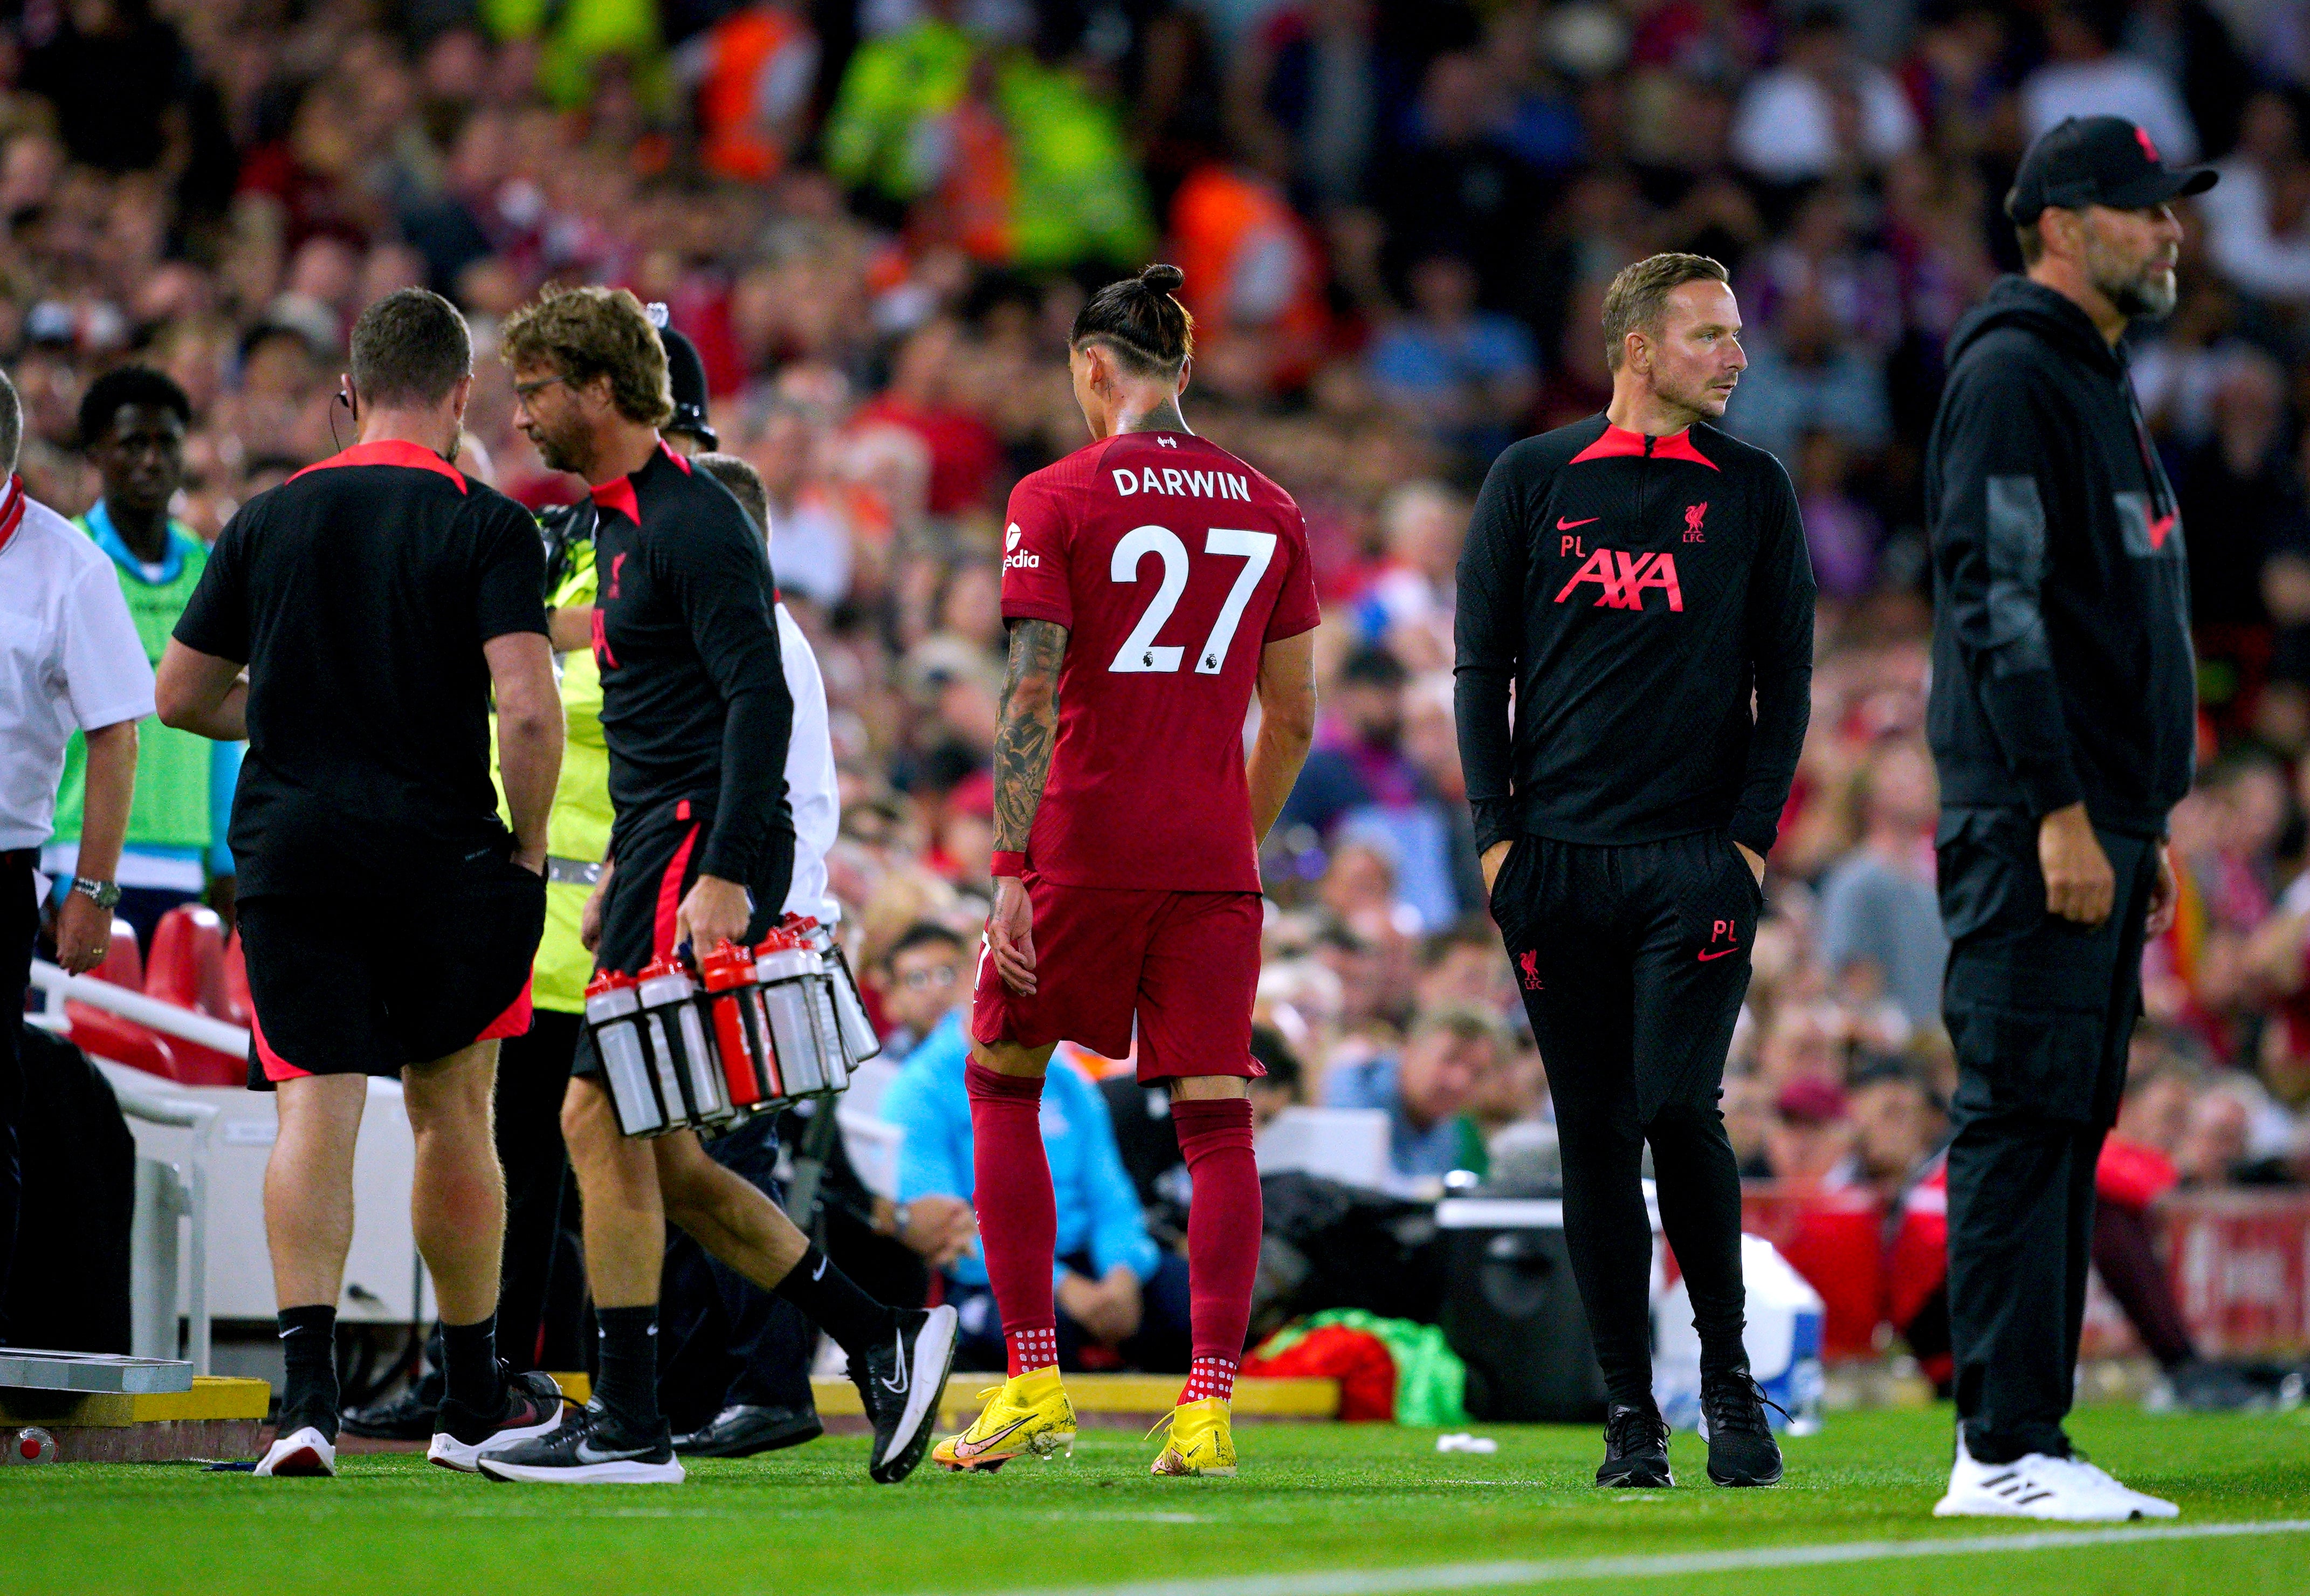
[78,363,192,446]
[498,283,674,429]
[1070,263,1194,379]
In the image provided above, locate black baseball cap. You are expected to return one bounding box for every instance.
[645,303,718,451]
[2006,115,2216,225]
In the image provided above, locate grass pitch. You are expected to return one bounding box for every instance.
[7,1407,2309,1596]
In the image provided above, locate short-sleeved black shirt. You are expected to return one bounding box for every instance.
[174,439,548,896]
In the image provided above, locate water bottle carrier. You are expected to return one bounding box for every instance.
[582,920,877,1139]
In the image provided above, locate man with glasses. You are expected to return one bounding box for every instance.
[477,285,954,1486]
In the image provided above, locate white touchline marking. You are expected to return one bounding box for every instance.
[966,1518,2310,1596]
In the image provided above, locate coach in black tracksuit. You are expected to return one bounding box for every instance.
[1456,253,1813,1488]
[1928,119,2206,1484]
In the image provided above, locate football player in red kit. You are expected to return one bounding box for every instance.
[932,265,1319,1477]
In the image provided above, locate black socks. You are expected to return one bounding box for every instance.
[441,1312,502,1416]
[774,1243,896,1358]
[594,1304,662,1432]
[277,1303,339,1441]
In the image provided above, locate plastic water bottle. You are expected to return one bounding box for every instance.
[5,1427,56,1464]
[753,931,829,1095]
[636,957,733,1129]
[700,939,771,1111]
[583,972,664,1136]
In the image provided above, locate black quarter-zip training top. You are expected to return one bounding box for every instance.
[1924,276,2195,834]
[1453,415,1817,859]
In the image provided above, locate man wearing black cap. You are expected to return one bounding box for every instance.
[1925,115,2208,1521]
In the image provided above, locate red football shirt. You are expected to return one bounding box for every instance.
[1002,430,1321,892]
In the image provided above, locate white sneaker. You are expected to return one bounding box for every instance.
[2065,1455,2180,1518]
[1934,1434,2141,1521]
[253,1426,337,1478]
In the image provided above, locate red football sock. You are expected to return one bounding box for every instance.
[1172,1096,1260,1405]
[966,1062,1059,1378]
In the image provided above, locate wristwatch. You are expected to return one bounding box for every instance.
[70,877,122,910]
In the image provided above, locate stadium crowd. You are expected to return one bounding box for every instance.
[12,0,2310,1382]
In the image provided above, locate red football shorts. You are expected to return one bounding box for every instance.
[971,875,1265,1083]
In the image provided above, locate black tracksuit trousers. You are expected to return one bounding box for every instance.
[1938,809,2160,1463]
[1490,831,1759,1407]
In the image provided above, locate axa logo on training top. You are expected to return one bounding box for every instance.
[1111,465,1255,501]
[1003,524,1039,570]
[1555,539,1686,612]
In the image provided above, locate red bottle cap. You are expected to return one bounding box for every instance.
[638,957,678,982]
[585,971,635,996]
[700,940,755,989]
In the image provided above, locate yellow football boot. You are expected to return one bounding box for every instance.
[1149,1396,1236,1477]
[932,1367,1076,1472]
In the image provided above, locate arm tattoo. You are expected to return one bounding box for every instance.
[992,618,1068,852]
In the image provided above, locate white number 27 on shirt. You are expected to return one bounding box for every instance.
[1108,525,1277,675]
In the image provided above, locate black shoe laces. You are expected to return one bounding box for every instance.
[1605,1405,1668,1455]
[1701,1374,1787,1437]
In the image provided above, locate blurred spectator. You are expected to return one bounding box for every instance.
[1764,1077,1858,1186]
[2022,2,2198,163]
[1724,285,1889,465]
[1816,740,1945,1034]
[1322,1003,1505,1192]
[1730,6,1919,185]
[1365,253,1537,466]
[2199,89,2310,305]
[1847,1062,1946,1187]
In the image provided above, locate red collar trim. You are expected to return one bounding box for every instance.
[592,475,643,524]
[0,476,24,557]
[1568,421,1720,471]
[289,439,469,493]
[659,439,692,473]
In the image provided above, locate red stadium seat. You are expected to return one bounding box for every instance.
[136,905,249,1084]
[145,905,229,1015]
[66,1001,176,1080]
[88,918,143,990]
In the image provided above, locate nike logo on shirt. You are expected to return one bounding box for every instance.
[1556,516,1600,530]
[1697,946,1741,962]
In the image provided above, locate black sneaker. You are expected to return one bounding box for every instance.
[476,1401,683,1484]
[340,1380,438,1442]
[672,1404,823,1458]
[849,1304,959,1485]
[1597,1400,1673,1487]
[1701,1372,1785,1487]
[429,1368,571,1473]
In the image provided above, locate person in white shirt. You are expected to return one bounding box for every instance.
[0,368,153,1339]
[1730,8,1919,184]
[2022,6,2199,166]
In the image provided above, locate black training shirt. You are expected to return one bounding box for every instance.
[1453,416,1816,859]
[588,442,794,885]
[173,439,548,896]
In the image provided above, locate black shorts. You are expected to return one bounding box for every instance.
[240,859,546,1090]
[1937,809,2159,1128]
[574,799,789,1082]
[1488,831,1759,1125]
